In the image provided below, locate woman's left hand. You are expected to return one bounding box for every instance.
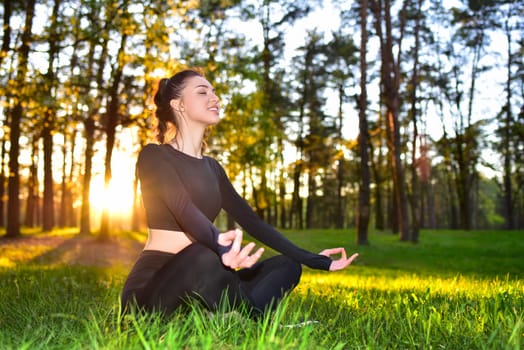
[319,248,359,271]
[219,228,264,269]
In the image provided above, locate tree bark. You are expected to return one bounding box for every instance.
[6,0,36,237]
[356,0,370,245]
[370,0,411,241]
[0,0,12,68]
[408,0,423,243]
[502,16,514,230]
[41,0,62,232]
[25,136,39,227]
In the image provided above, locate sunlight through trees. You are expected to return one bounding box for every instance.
[0,0,522,239]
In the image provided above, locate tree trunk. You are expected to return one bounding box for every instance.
[99,33,127,240]
[356,0,370,245]
[0,0,12,68]
[6,0,36,238]
[336,156,344,229]
[278,158,287,228]
[42,108,55,232]
[59,129,77,228]
[80,118,95,235]
[41,0,61,232]
[0,113,9,227]
[59,139,67,228]
[0,1,13,227]
[408,0,423,243]
[306,166,316,229]
[25,137,39,227]
[290,159,303,229]
[502,17,514,230]
[335,83,345,229]
[370,0,411,241]
[370,128,385,231]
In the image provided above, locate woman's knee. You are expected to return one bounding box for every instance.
[270,255,302,284]
[284,257,302,284]
[187,243,223,267]
[187,243,237,282]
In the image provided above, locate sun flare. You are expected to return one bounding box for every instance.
[89,175,134,218]
[86,138,140,221]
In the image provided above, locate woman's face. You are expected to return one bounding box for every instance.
[174,76,220,127]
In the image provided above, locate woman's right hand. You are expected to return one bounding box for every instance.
[218,228,264,269]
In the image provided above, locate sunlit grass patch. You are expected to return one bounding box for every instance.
[299,270,523,298]
[291,271,523,349]
[1,229,522,349]
[0,265,124,349]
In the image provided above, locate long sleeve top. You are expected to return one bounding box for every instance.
[137,143,331,271]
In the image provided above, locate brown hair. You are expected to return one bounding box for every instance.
[153,69,203,143]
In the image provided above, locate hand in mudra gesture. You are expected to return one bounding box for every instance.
[218,228,264,269]
[319,248,359,271]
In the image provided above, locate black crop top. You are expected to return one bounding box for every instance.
[137,143,331,271]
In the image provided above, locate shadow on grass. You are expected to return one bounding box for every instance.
[0,230,144,268]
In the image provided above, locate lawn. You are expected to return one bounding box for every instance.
[0,229,522,349]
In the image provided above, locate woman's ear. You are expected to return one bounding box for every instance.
[170,99,184,112]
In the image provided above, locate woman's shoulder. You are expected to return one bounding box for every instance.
[203,155,221,169]
[140,143,169,155]
[141,143,162,151]
[137,143,166,164]
[203,156,230,181]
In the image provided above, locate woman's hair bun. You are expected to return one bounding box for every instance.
[154,78,170,107]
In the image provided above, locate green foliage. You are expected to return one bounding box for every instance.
[0,229,523,349]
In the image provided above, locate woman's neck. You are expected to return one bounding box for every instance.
[170,133,204,159]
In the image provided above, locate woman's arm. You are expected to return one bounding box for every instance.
[210,159,333,271]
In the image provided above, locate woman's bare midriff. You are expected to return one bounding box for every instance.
[143,228,194,254]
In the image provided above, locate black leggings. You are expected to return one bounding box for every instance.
[125,243,302,316]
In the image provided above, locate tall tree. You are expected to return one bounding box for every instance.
[369,0,412,240]
[25,135,40,227]
[41,0,63,232]
[405,0,425,242]
[252,0,318,224]
[78,1,109,236]
[493,1,523,230]
[356,0,371,245]
[0,0,13,67]
[294,31,335,228]
[6,0,36,237]
[0,0,15,228]
[324,31,358,229]
[99,30,128,240]
[439,0,513,229]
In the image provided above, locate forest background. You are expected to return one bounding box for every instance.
[0,0,523,244]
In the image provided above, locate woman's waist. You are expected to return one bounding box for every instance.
[144,228,194,254]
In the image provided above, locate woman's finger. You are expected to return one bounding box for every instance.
[347,252,359,264]
[217,229,238,247]
[320,247,345,257]
[238,247,264,269]
[329,252,359,271]
[235,242,256,262]
[230,229,243,253]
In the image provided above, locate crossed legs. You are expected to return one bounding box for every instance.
[130,243,302,316]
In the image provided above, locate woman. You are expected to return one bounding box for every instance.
[121,69,358,317]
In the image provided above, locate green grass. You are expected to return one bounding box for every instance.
[0,229,522,349]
